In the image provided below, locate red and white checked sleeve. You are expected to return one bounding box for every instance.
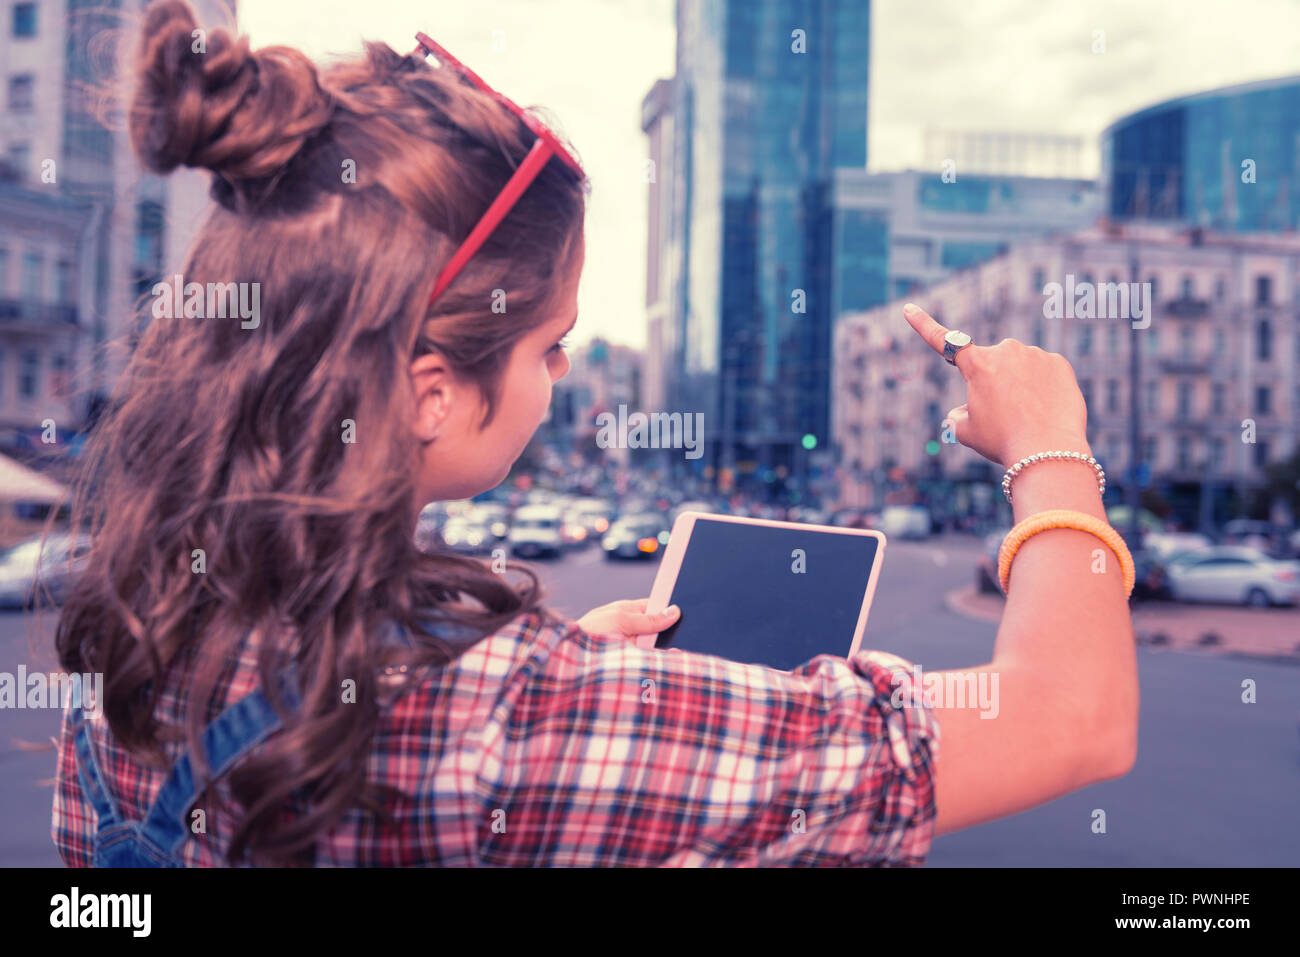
[469,620,941,866]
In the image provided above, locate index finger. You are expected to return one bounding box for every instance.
[902,302,950,356]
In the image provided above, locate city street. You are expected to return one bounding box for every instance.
[2,537,1297,866]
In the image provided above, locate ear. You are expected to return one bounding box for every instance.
[409,350,458,444]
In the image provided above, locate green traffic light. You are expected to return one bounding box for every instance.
[801,433,817,450]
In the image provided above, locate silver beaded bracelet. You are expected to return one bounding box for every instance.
[1001,450,1106,503]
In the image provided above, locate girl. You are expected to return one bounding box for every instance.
[52,0,1136,866]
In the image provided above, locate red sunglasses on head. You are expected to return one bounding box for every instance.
[413,32,586,307]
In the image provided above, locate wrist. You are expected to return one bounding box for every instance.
[1008,457,1108,523]
[1003,434,1092,467]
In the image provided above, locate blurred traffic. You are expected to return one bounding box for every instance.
[405,462,1300,612]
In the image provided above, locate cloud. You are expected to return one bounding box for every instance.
[871,0,1300,176]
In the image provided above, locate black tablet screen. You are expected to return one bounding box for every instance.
[654,518,881,671]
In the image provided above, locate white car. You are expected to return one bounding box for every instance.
[1164,547,1300,607]
[1144,531,1213,561]
[876,506,930,540]
[0,532,93,608]
[507,505,564,559]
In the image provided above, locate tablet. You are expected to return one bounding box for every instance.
[638,511,887,672]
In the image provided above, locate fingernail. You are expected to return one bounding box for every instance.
[665,605,680,617]
[902,303,919,317]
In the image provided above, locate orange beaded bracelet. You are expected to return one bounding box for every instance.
[997,509,1135,598]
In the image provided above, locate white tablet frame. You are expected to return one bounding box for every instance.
[636,511,888,667]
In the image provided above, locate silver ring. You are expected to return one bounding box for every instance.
[943,330,973,366]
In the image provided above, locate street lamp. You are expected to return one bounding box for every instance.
[1126,239,1143,546]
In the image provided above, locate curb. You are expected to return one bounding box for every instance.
[943,586,1300,663]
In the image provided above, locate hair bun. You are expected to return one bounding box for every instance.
[130,0,334,183]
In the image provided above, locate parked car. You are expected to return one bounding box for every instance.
[829,508,872,529]
[1129,546,1172,602]
[671,500,720,522]
[439,517,494,555]
[1164,546,1300,606]
[602,514,670,561]
[1221,519,1285,557]
[1143,531,1213,561]
[876,505,930,540]
[414,503,444,552]
[507,505,564,559]
[470,503,511,543]
[975,528,1009,594]
[561,499,615,549]
[0,532,93,608]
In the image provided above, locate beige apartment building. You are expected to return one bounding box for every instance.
[0,0,228,443]
[833,222,1300,523]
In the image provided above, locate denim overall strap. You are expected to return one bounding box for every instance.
[136,666,303,859]
[71,704,124,829]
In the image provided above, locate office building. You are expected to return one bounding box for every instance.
[1102,74,1300,232]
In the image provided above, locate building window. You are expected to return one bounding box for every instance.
[1213,327,1226,357]
[1107,325,1119,355]
[1177,436,1192,471]
[1144,328,1158,355]
[1255,275,1272,305]
[8,74,34,111]
[1255,385,1271,415]
[1209,437,1224,472]
[1181,276,1194,299]
[1077,326,1092,356]
[1254,439,1270,468]
[1144,435,1158,466]
[1256,319,1272,361]
[1032,268,1044,293]
[55,261,73,304]
[1146,276,1158,302]
[1212,382,1225,415]
[50,354,70,399]
[12,3,36,37]
[1032,321,1043,348]
[1214,277,1225,300]
[1078,379,1093,411]
[6,142,30,179]
[18,349,39,398]
[1179,326,1195,360]
[0,247,8,294]
[1145,380,1158,414]
[1106,378,1119,413]
[22,251,43,301]
[1177,381,1192,417]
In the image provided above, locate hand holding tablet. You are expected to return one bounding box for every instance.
[637,512,887,672]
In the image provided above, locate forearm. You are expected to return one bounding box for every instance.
[990,446,1139,751]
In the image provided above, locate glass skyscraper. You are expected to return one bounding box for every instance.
[664,0,870,494]
[1102,74,1300,231]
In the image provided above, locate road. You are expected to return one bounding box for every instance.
[2,536,1296,866]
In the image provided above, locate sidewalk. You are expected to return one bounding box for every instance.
[945,586,1300,662]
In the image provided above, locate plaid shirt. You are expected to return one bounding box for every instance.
[53,612,941,866]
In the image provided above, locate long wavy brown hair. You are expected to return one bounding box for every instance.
[54,0,588,865]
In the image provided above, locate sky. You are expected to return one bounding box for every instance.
[238,0,1300,351]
